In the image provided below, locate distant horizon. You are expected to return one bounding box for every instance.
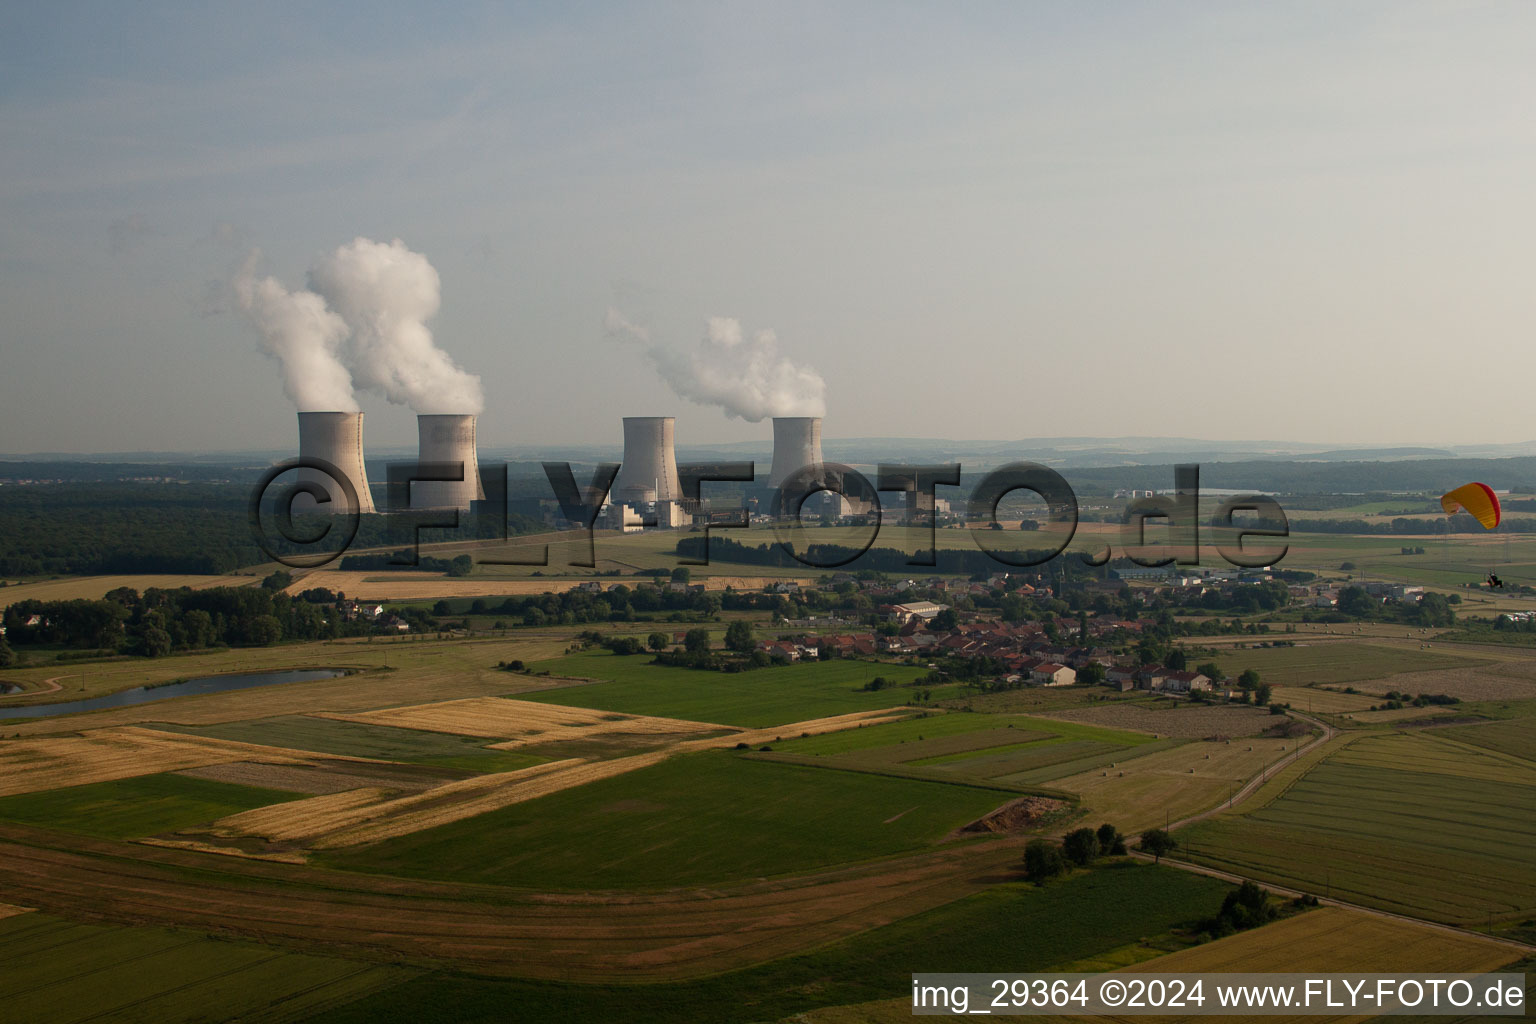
[6,433,1536,463]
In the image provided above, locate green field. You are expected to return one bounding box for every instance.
[767,711,1174,788]
[1211,642,1486,688]
[322,750,1011,888]
[318,864,1234,1024]
[1178,733,1536,924]
[525,651,942,727]
[1438,716,1536,761]
[0,913,414,1023]
[151,714,551,773]
[0,773,301,839]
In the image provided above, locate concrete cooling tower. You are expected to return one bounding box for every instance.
[769,416,825,489]
[413,414,486,511]
[612,416,684,505]
[296,411,376,514]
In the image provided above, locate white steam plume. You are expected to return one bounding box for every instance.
[234,252,358,412]
[309,238,483,414]
[606,310,826,421]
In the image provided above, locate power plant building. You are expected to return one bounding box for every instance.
[296,411,376,514]
[612,416,685,506]
[412,413,486,511]
[768,416,825,490]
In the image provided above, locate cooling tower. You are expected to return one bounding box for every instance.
[296,411,376,514]
[769,416,825,489]
[612,416,684,505]
[413,414,486,511]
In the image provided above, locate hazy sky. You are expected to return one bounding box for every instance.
[3,2,1534,453]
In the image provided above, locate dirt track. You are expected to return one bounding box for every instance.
[0,823,1019,981]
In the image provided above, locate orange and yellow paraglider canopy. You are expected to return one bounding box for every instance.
[1440,482,1501,530]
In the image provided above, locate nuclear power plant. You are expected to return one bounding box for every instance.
[612,416,684,505]
[296,411,376,514]
[410,414,486,511]
[768,416,825,489]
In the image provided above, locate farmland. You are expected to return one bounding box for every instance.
[321,750,1012,888]
[767,712,1172,790]
[153,713,555,772]
[1177,731,1536,924]
[0,912,415,1024]
[1207,641,1488,689]
[0,630,572,711]
[0,772,300,839]
[316,864,1235,1024]
[0,573,256,609]
[2,547,1535,1023]
[791,906,1523,1023]
[523,650,942,727]
[1439,715,1536,759]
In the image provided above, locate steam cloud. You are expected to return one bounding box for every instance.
[309,238,484,415]
[606,310,826,421]
[235,238,483,415]
[234,252,358,412]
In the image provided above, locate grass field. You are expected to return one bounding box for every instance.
[152,714,554,773]
[0,912,414,1024]
[322,750,1011,888]
[316,863,1233,1024]
[1178,732,1536,924]
[524,650,941,727]
[0,772,301,839]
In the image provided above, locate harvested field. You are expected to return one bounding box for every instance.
[1031,702,1278,739]
[288,570,808,600]
[0,903,33,920]
[154,714,553,773]
[1048,734,1299,831]
[1126,904,1520,973]
[0,633,572,730]
[1269,685,1379,714]
[789,905,1522,1024]
[323,695,727,744]
[208,755,654,849]
[0,574,251,609]
[1345,662,1536,702]
[206,708,910,852]
[0,821,1027,981]
[3,658,564,737]
[1211,641,1489,688]
[0,725,346,797]
[672,708,913,752]
[177,758,459,794]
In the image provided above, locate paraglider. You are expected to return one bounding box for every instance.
[1440,482,1501,530]
[1440,483,1505,588]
